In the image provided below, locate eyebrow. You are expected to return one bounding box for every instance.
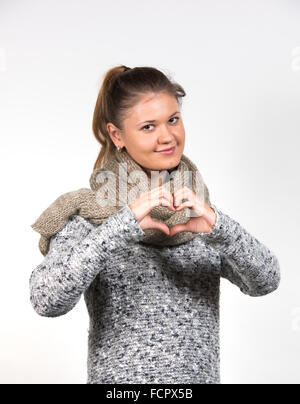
[137,111,180,126]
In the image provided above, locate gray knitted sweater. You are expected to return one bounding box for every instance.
[29,203,280,384]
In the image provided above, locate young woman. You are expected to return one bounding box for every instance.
[30,65,281,384]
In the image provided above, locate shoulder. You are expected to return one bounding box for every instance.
[61,214,97,233]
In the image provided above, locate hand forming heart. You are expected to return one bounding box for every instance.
[169,186,217,236]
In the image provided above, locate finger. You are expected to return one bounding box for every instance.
[175,201,193,210]
[173,186,193,200]
[148,195,172,212]
[173,186,192,196]
[173,188,191,206]
[151,187,175,210]
[169,223,187,237]
[157,196,176,210]
[174,194,194,208]
[148,218,170,235]
[152,185,173,202]
[158,196,172,207]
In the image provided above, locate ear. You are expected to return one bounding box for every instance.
[106,123,124,148]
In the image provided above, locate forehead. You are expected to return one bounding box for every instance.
[127,92,178,121]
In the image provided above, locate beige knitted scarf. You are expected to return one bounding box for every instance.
[31,148,212,256]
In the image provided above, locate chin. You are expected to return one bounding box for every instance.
[163,160,181,173]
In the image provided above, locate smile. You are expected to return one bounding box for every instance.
[156,146,176,155]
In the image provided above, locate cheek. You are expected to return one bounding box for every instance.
[133,137,156,152]
[140,137,157,150]
[176,131,185,144]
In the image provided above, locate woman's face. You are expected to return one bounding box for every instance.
[107,92,185,177]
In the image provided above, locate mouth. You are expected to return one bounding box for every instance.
[155,146,176,155]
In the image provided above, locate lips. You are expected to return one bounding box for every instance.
[156,146,176,152]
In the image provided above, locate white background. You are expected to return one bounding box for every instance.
[0,0,299,384]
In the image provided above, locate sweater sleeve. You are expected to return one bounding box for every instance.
[29,204,146,318]
[198,204,281,297]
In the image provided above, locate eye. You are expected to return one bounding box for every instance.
[141,117,180,131]
[169,116,179,124]
[142,124,154,131]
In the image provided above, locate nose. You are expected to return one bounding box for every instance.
[157,125,176,145]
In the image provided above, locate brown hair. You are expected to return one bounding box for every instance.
[91,65,186,170]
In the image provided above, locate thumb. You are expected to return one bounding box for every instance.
[169,223,188,237]
[147,217,170,236]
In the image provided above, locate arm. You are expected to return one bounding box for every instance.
[29,205,145,317]
[199,204,281,297]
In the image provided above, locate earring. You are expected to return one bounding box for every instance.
[117,146,121,152]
